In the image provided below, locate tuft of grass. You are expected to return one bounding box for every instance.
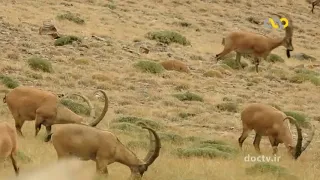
[289,68,320,86]
[0,75,19,89]
[203,70,223,78]
[245,162,297,179]
[145,30,190,45]
[173,139,238,159]
[216,102,238,112]
[27,57,53,73]
[109,122,144,132]
[283,111,310,128]
[16,150,32,163]
[266,54,285,63]
[134,60,165,74]
[56,12,85,24]
[60,99,91,116]
[159,132,184,145]
[178,112,196,119]
[54,35,81,46]
[173,91,203,102]
[126,140,148,149]
[114,116,164,130]
[220,58,248,70]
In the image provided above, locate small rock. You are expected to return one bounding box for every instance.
[292,53,317,61]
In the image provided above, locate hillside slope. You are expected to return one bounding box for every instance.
[1,0,320,179]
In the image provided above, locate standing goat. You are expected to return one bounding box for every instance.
[0,122,19,175]
[3,86,109,141]
[311,0,320,13]
[239,103,315,159]
[215,13,293,72]
[46,123,161,180]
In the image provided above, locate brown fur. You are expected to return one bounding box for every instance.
[238,103,315,159]
[216,13,294,73]
[160,60,191,73]
[3,86,109,141]
[47,123,161,180]
[0,122,19,175]
[311,0,320,13]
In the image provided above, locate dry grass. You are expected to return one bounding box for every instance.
[0,0,320,179]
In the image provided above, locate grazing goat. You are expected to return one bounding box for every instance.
[46,123,161,180]
[215,13,294,73]
[3,86,108,141]
[311,0,320,13]
[238,103,315,159]
[0,122,19,175]
[8,158,95,180]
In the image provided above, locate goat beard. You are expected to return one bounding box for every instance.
[286,49,291,58]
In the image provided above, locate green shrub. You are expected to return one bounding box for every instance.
[220,58,248,69]
[60,99,90,116]
[173,91,203,102]
[134,60,165,74]
[145,30,190,45]
[27,57,53,73]
[109,122,144,132]
[173,139,237,159]
[54,35,81,46]
[114,116,164,130]
[289,68,320,86]
[56,12,85,24]
[0,75,19,89]
[266,54,285,63]
[216,102,238,112]
[284,111,310,128]
[245,162,297,179]
[159,132,184,145]
[178,112,196,119]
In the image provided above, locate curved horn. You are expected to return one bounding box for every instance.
[284,116,303,159]
[140,125,161,167]
[301,124,315,153]
[63,93,96,119]
[88,90,109,127]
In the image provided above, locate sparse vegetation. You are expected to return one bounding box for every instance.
[283,111,310,128]
[134,60,165,74]
[173,140,238,159]
[245,162,297,179]
[145,30,190,45]
[27,57,53,73]
[0,75,19,89]
[54,35,81,46]
[216,102,238,112]
[203,70,223,78]
[289,68,320,86]
[173,91,203,102]
[266,54,285,63]
[220,57,248,69]
[56,12,85,24]
[60,99,91,116]
[113,116,164,130]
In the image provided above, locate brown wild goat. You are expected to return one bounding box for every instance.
[0,122,19,175]
[3,86,108,141]
[46,122,161,180]
[215,13,293,72]
[239,103,315,159]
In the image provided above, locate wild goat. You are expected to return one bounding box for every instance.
[0,122,19,175]
[46,122,161,180]
[215,13,293,72]
[8,158,95,180]
[3,86,108,141]
[239,103,315,159]
[311,0,320,13]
